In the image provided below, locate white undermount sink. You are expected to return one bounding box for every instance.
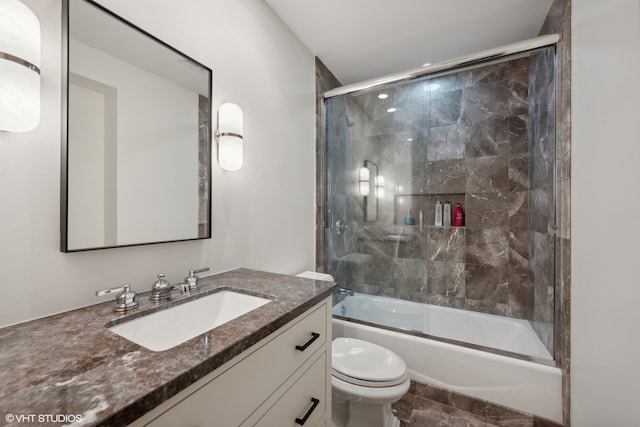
[108,290,271,351]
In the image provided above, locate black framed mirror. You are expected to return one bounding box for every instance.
[61,0,212,252]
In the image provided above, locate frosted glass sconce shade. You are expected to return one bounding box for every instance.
[358,166,370,196]
[217,102,243,171]
[375,175,385,198]
[0,0,40,132]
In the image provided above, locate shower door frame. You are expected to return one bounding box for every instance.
[317,34,563,367]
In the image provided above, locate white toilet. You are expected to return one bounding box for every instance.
[295,272,410,427]
[331,337,410,427]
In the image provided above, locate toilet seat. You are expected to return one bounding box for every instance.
[332,338,408,387]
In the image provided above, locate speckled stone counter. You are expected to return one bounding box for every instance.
[0,269,336,426]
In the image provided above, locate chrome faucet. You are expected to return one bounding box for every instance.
[150,273,174,301]
[96,284,139,312]
[173,281,191,296]
[336,287,354,297]
[150,268,210,301]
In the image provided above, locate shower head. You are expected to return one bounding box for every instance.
[345,116,355,127]
[342,114,355,127]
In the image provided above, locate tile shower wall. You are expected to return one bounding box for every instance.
[315,58,343,272]
[325,53,556,354]
[198,94,210,238]
[538,0,570,424]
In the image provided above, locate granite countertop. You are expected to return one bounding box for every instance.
[0,268,336,427]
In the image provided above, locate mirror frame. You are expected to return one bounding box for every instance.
[60,0,212,252]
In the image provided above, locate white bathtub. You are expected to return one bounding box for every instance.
[332,293,562,422]
[333,293,552,360]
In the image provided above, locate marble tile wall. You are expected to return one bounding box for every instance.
[315,58,343,272]
[198,95,210,238]
[539,0,571,425]
[325,55,557,329]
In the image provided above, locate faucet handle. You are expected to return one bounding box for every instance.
[96,284,139,312]
[185,267,209,290]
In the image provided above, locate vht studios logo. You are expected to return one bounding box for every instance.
[5,413,83,424]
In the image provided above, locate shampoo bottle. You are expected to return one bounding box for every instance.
[404,209,415,225]
[443,201,451,227]
[435,200,443,226]
[453,202,465,227]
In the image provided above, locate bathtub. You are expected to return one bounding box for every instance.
[333,293,553,360]
[332,293,562,422]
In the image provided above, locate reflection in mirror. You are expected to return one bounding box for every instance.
[61,0,212,252]
[363,160,378,221]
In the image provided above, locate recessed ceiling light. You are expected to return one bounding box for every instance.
[407,138,413,142]
[378,93,388,99]
[387,108,396,113]
[423,62,432,67]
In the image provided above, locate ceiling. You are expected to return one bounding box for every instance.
[264,0,554,86]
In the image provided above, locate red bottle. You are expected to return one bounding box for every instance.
[453,202,464,227]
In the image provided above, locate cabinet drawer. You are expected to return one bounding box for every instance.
[142,301,328,426]
[244,301,327,399]
[252,352,327,427]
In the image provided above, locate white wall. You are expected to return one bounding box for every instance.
[68,77,107,248]
[0,0,316,327]
[571,0,640,425]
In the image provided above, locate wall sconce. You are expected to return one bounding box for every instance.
[216,102,243,171]
[0,0,40,132]
[358,166,370,196]
[375,175,385,198]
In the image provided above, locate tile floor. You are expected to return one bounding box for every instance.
[392,382,563,427]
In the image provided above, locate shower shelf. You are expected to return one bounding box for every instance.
[397,224,465,229]
[393,192,466,197]
[393,192,466,226]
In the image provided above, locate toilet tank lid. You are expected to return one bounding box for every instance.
[296,271,335,281]
[332,337,407,383]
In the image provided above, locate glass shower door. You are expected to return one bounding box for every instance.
[323,47,557,361]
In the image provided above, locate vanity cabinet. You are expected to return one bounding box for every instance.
[130,297,332,427]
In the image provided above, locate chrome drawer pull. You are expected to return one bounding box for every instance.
[295,332,320,351]
[295,398,320,425]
